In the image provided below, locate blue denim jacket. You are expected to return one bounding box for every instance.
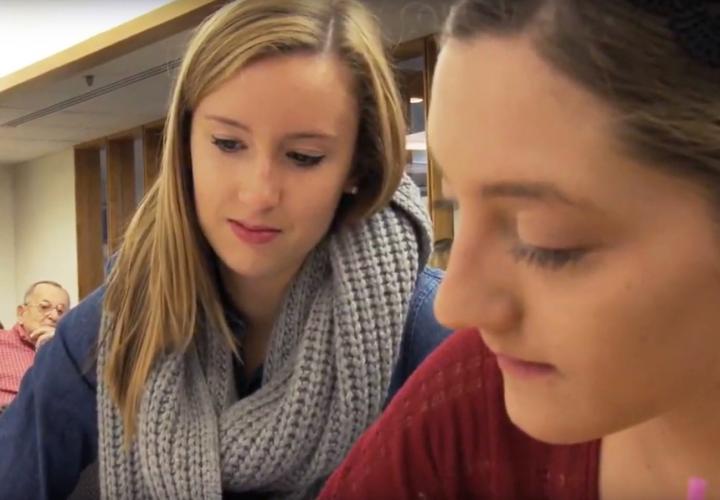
[0,267,450,500]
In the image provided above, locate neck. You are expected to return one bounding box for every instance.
[222,264,300,333]
[221,262,302,379]
[601,386,720,499]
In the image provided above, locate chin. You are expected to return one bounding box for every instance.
[503,389,606,445]
[224,258,277,280]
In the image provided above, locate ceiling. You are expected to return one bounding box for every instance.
[0,0,451,167]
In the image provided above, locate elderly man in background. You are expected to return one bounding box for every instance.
[0,281,70,409]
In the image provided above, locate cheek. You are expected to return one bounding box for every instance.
[530,245,720,402]
[509,251,720,439]
[190,147,225,222]
[24,313,40,327]
[191,167,211,214]
[610,257,720,373]
[288,172,346,228]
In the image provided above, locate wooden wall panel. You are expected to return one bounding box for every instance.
[74,148,104,299]
[143,126,163,193]
[106,138,136,252]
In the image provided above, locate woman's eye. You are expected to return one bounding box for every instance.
[287,151,325,168]
[510,244,587,270]
[211,136,244,153]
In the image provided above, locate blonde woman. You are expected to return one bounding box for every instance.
[0,1,450,498]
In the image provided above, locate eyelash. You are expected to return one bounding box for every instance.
[287,152,325,168]
[510,244,586,270]
[212,136,245,153]
[434,197,587,270]
[211,136,325,168]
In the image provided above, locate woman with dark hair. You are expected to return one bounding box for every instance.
[319,1,720,498]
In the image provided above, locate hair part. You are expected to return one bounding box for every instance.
[103,0,407,442]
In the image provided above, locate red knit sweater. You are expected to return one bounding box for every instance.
[319,329,600,499]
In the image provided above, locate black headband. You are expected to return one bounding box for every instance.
[628,0,720,67]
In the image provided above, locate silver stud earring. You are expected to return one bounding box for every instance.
[348,186,359,195]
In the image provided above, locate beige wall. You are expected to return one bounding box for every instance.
[0,165,16,326]
[12,148,78,314]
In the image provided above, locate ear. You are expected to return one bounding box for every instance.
[343,166,360,191]
[16,305,25,324]
[343,175,359,195]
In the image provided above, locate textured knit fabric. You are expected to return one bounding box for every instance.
[96,175,433,500]
[319,329,601,500]
[0,269,448,500]
[0,324,35,406]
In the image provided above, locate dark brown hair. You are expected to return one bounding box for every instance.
[445,0,720,189]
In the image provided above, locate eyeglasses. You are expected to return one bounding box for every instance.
[25,302,67,317]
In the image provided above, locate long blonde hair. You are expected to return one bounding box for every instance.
[104,0,407,440]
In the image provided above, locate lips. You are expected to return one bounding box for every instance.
[228,219,281,245]
[494,353,557,378]
[479,330,557,379]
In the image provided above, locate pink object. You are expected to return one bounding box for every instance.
[687,477,708,500]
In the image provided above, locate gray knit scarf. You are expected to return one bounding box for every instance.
[97,176,432,499]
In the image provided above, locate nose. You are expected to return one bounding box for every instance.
[237,158,281,210]
[434,216,521,334]
[47,308,60,323]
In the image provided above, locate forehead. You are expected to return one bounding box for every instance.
[196,52,358,129]
[428,37,616,184]
[30,284,69,305]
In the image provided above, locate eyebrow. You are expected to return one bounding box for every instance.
[481,181,593,209]
[204,114,337,140]
[428,151,596,211]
